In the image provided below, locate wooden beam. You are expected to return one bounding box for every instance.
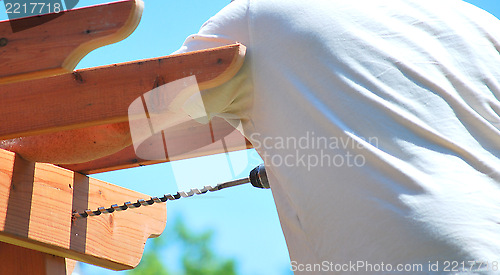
[0,43,246,141]
[61,117,253,174]
[0,0,144,84]
[0,149,166,270]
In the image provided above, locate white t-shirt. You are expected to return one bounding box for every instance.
[175,0,500,273]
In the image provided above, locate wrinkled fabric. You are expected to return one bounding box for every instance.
[174,0,500,273]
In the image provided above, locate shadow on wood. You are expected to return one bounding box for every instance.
[0,44,246,142]
[4,155,35,238]
[62,117,253,174]
[69,174,89,254]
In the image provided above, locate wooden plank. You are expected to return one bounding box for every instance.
[61,117,253,174]
[0,242,68,275]
[0,149,166,270]
[0,0,144,84]
[0,43,246,141]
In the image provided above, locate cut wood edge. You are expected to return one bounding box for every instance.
[198,43,247,90]
[0,149,167,270]
[0,229,163,270]
[0,0,144,85]
[0,233,133,271]
[61,0,144,72]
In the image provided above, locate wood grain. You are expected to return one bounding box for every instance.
[0,0,144,84]
[0,242,69,275]
[62,117,253,174]
[0,43,246,141]
[0,149,166,270]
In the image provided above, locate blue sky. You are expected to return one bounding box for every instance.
[1,1,500,274]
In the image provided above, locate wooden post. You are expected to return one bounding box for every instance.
[0,242,75,275]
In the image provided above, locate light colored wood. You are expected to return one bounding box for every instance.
[0,149,166,270]
[61,117,253,174]
[66,259,77,275]
[0,242,68,275]
[0,0,144,84]
[0,43,246,141]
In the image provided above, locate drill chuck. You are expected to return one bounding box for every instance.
[250,164,270,189]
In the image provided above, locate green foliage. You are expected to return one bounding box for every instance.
[128,217,238,275]
[128,237,169,275]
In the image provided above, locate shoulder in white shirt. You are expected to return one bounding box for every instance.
[176,0,500,273]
